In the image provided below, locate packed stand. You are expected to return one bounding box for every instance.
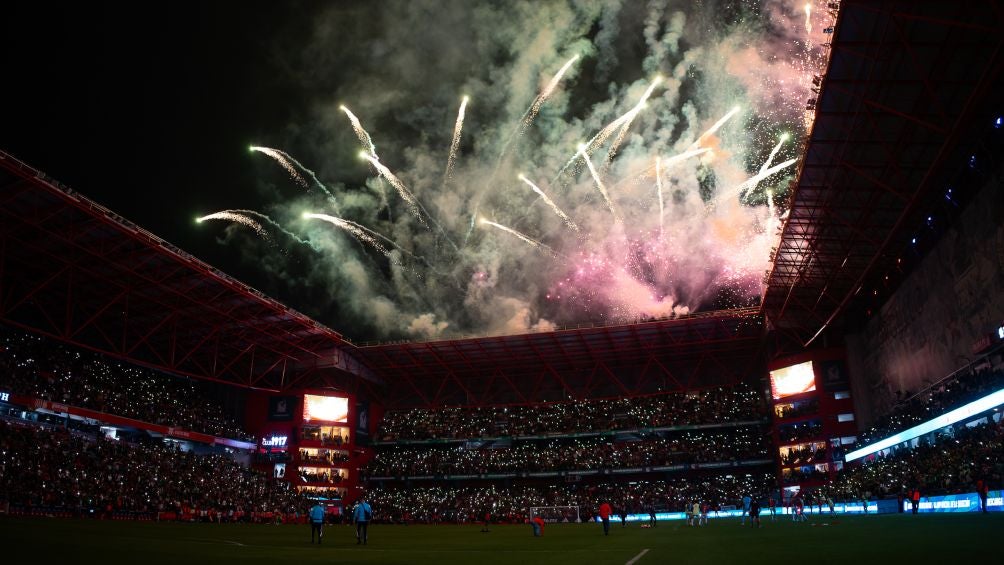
[818,417,1004,501]
[377,382,766,441]
[365,473,776,524]
[0,328,253,442]
[857,365,1004,446]
[0,419,307,519]
[366,427,769,477]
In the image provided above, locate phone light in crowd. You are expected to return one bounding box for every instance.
[844,387,1004,463]
[998,325,1003,340]
[995,116,1002,128]
[911,237,917,244]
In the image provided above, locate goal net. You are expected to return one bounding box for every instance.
[529,506,581,523]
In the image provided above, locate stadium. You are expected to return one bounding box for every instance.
[1,1,1003,563]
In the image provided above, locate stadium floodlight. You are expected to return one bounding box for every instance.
[844,387,1004,463]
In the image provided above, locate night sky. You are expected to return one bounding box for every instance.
[2,2,817,341]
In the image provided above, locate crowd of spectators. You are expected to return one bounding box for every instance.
[777,420,823,444]
[818,417,1004,502]
[365,473,776,524]
[857,365,1004,446]
[0,419,307,518]
[779,442,827,466]
[377,382,766,441]
[773,398,819,420]
[0,328,253,442]
[366,427,769,477]
[299,449,351,465]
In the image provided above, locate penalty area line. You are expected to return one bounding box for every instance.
[626,548,649,565]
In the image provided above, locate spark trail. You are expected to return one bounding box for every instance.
[197,211,270,241]
[479,218,558,257]
[303,212,390,255]
[741,135,788,200]
[554,77,664,181]
[579,146,619,222]
[603,76,664,168]
[804,3,813,35]
[712,157,799,207]
[340,105,378,157]
[688,106,741,150]
[249,146,308,188]
[518,174,579,232]
[250,146,340,208]
[444,96,469,183]
[230,209,315,247]
[360,152,427,226]
[523,54,580,131]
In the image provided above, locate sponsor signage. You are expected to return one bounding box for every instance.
[0,391,9,402]
[261,435,288,448]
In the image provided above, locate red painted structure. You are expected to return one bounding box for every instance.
[761,0,1004,348]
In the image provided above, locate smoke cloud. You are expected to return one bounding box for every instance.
[215,0,832,341]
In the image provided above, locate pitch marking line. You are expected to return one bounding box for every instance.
[626,548,649,565]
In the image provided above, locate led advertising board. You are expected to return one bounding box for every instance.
[769,361,816,400]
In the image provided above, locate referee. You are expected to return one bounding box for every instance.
[309,502,325,544]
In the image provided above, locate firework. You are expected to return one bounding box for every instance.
[340,105,378,157]
[604,76,664,167]
[303,212,389,255]
[479,218,558,257]
[804,3,813,35]
[250,146,339,208]
[578,145,619,222]
[523,54,580,130]
[444,95,469,183]
[518,174,579,232]
[740,135,788,200]
[196,211,270,241]
[249,146,308,188]
[688,106,741,150]
[715,157,799,206]
[360,152,426,225]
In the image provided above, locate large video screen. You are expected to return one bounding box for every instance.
[770,361,816,400]
[303,394,349,423]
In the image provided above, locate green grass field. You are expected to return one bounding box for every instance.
[1,514,1000,564]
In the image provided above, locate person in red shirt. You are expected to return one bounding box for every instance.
[598,502,612,536]
[531,515,545,537]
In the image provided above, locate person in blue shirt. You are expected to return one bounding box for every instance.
[353,498,373,545]
[309,502,325,544]
[741,494,752,525]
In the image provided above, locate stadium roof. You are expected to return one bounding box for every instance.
[0,151,378,392]
[356,308,765,408]
[761,0,1004,346]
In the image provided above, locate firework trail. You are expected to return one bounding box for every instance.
[229,209,316,247]
[804,3,813,35]
[197,211,271,241]
[523,54,580,131]
[741,134,788,199]
[249,146,308,188]
[340,105,378,157]
[250,146,340,208]
[303,212,390,255]
[579,146,619,222]
[360,152,427,226]
[444,96,469,183]
[655,156,664,239]
[518,174,579,232]
[479,218,558,257]
[603,76,664,169]
[688,106,741,150]
[553,78,664,182]
[712,157,798,207]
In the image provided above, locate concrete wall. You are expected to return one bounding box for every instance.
[848,171,1004,427]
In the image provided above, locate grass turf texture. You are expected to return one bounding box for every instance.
[1,514,1000,564]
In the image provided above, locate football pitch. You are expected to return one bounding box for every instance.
[1,514,1000,564]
